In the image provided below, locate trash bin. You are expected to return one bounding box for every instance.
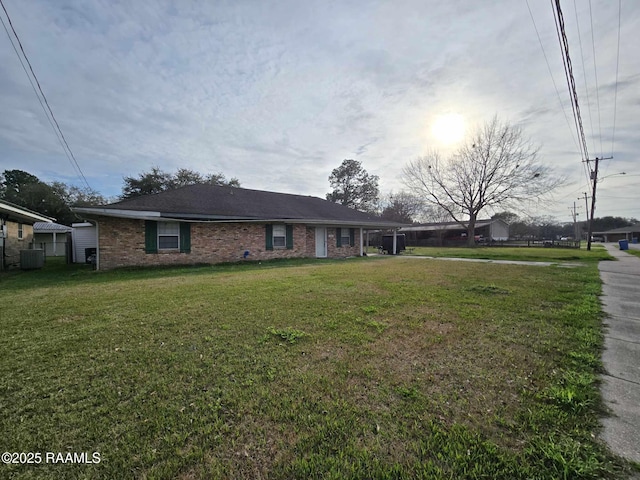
[619,240,629,250]
[632,238,638,244]
[85,247,97,264]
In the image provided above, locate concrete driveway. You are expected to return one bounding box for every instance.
[598,242,640,463]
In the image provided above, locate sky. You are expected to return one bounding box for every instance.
[1,0,638,223]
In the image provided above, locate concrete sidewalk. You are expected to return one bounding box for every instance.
[599,242,640,463]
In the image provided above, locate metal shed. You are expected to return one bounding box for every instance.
[71,222,97,263]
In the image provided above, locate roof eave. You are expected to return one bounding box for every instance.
[74,207,405,228]
[0,202,54,224]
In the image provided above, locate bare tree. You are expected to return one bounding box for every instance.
[380,191,423,223]
[403,117,563,246]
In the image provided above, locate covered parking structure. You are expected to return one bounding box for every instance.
[593,224,640,243]
[399,219,510,246]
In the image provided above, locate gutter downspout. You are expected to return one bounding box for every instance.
[95,220,100,271]
[0,216,6,271]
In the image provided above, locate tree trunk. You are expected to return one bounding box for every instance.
[467,215,477,247]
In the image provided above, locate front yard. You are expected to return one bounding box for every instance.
[0,253,633,478]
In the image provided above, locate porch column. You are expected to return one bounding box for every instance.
[359,227,363,256]
[52,231,57,256]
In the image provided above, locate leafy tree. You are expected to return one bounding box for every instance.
[588,216,637,232]
[205,173,240,188]
[491,211,520,224]
[0,170,107,225]
[326,159,379,213]
[0,170,41,199]
[121,167,240,199]
[65,185,109,207]
[121,167,174,199]
[403,117,563,246]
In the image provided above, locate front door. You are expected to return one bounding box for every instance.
[315,227,327,258]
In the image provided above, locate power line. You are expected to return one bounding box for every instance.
[0,14,75,179]
[551,0,592,187]
[525,0,581,155]
[0,0,91,190]
[610,0,621,158]
[588,0,604,158]
[572,0,597,158]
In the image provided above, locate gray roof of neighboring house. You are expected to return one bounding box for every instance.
[33,222,73,232]
[74,184,404,227]
[594,223,640,235]
[0,199,54,224]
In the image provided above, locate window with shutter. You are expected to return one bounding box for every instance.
[285,225,294,249]
[179,223,191,253]
[265,224,273,250]
[145,221,158,254]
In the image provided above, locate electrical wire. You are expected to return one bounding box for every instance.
[588,0,604,158]
[610,0,621,158]
[551,0,592,188]
[0,14,76,180]
[0,0,91,190]
[525,0,581,155]
[573,0,597,159]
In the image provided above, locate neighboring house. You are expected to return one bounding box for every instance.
[0,200,54,270]
[399,219,510,246]
[33,222,72,257]
[593,224,640,243]
[73,184,404,270]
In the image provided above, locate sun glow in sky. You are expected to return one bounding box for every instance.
[431,113,466,146]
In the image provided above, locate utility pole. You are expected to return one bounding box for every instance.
[579,192,591,240]
[569,202,579,240]
[585,156,612,251]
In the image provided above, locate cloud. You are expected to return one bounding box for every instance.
[0,0,638,218]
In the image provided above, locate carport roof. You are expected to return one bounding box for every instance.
[399,219,503,232]
[0,200,54,224]
[593,223,640,235]
[33,222,73,232]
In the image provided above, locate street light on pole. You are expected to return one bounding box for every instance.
[598,172,626,182]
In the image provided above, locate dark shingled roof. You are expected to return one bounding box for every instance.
[98,184,399,225]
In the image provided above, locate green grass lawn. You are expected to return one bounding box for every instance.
[0,254,633,479]
[400,245,611,263]
[624,248,640,259]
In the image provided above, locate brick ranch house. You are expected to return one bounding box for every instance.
[0,199,54,270]
[74,184,404,270]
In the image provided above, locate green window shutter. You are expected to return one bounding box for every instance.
[145,220,158,254]
[336,228,342,247]
[265,224,273,250]
[286,225,294,249]
[349,228,355,247]
[179,222,191,253]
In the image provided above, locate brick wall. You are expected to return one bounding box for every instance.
[327,227,361,258]
[2,221,33,268]
[96,217,363,270]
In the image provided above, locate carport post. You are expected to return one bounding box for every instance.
[393,229,397,255]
